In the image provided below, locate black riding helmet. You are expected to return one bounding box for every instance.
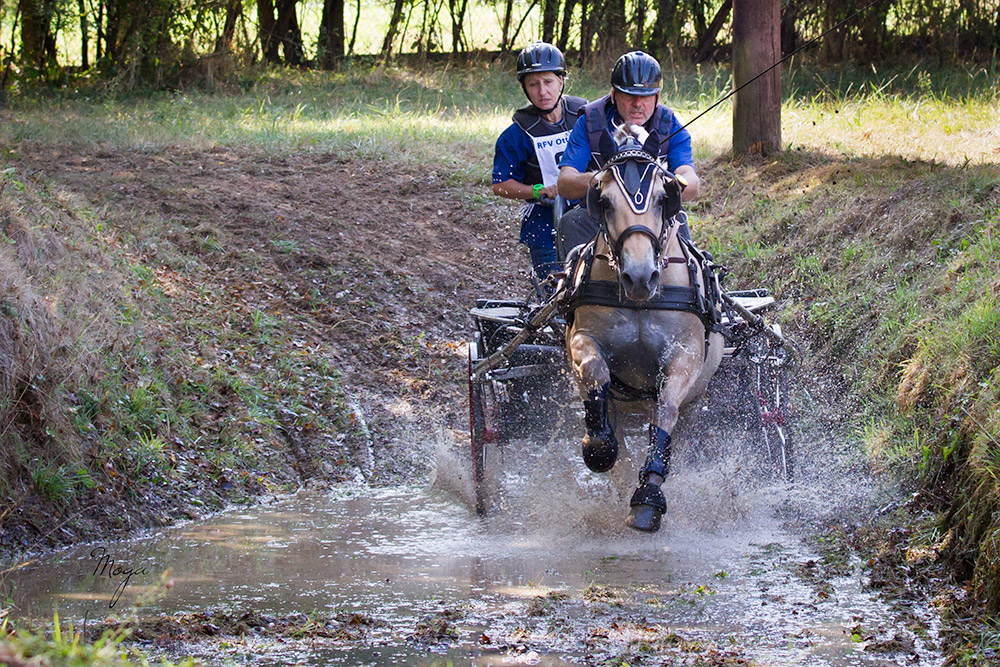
[611,51,662,96]
[516,42,567,113]
[516,42,567,81]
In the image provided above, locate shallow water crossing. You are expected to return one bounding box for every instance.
[7,476,943,666]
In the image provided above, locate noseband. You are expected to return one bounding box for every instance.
[588,147,683,270]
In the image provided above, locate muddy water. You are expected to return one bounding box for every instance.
[7,453,942,666]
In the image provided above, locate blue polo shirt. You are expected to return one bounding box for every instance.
[559,98,695,174]
[493,123,555,248]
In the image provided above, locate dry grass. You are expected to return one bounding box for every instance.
[0,173,126,501]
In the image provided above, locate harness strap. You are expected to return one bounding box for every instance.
[572,280,704,316]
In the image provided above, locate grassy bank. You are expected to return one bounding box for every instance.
[0,136,356,557]
[0,59,998,660]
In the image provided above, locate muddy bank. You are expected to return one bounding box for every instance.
[1,145,529,561]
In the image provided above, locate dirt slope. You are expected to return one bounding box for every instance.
[3,145,539,552]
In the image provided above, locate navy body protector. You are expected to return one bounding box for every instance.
[582,94,679,169]
[512,95,587,186]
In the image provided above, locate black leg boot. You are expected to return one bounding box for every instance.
[626,425,671,532]
[581,382,619,473]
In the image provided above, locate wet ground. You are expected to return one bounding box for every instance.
[5,434,943,666]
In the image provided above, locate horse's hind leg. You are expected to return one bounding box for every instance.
[569,332,619,473]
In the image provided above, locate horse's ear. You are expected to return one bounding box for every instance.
[598,130,617,162]
[643,129,660,157]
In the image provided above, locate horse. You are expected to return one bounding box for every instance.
[562,123,724,533]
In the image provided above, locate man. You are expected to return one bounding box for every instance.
[557,50,700,244]
[492,42,588,281]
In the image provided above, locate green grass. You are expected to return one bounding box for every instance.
[0,612,196,666]
[3,59,996,179]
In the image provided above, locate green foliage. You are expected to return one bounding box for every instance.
[0,612,195,666]
[703,132,1000,615]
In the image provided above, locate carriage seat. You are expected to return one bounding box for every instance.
[555,204,600,263]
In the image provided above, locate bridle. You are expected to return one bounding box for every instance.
[587,146,685,273]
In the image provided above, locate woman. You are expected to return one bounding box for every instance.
[492,42,588,281]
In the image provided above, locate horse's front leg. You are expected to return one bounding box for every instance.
[627,354,699,533]
[569,332,619,473]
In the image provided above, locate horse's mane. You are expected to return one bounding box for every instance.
[610,122,668,169]
[612,122,649,148]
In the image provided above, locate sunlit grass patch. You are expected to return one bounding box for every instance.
[0,611,195,666]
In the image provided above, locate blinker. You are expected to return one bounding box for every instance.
[610,160,658,216]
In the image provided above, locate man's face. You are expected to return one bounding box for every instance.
[523,72,564,110]
[613,91,658,125]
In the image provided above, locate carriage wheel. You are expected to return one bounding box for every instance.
[743,328,795,482]
[469,339,500,515]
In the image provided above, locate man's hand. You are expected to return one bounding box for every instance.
[675,165,700,201]
[557,166,596,200]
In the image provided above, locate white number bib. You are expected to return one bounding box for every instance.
[531,130,572,187]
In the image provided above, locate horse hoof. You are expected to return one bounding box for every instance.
[582,430,618,473]
[627,482,666,532]
[626,504,663,533]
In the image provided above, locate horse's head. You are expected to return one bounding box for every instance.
[588,123,684,301]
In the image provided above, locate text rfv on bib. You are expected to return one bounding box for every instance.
[531,131,571,187]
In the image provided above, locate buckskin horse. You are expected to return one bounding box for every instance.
[562,124,724,533]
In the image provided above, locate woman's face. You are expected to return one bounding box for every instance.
[523,72,564,110]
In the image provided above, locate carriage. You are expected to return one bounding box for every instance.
[467,286,794,516]
[468,127,797,529]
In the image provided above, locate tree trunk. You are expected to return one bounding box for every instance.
[257,0,280,62]
[693,0,731,63]
[78,0,89,68]
[216,0,241,54]
[780,0,798,55]
[634,0,647,46]
[348,0,361,53]
[447,0,468,52]
[995,4,1000,50]
[542,0,557,43]
[733,0,781,155]
[579,0,594,61]
[650,0,677,55]
[557,0,576,51]
[822,0,847,62]
[318,0,344,67]
[278,0,303,65]
[600,0,626,53]
[381,0,405,57]
[691,0,708,42]
[95,0,104,60]
[417,0,430,54]
[500,0,514,50]
[19,0,58,71]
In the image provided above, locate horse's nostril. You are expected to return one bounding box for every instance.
[648,270,660,287]
[621,273,635,290]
